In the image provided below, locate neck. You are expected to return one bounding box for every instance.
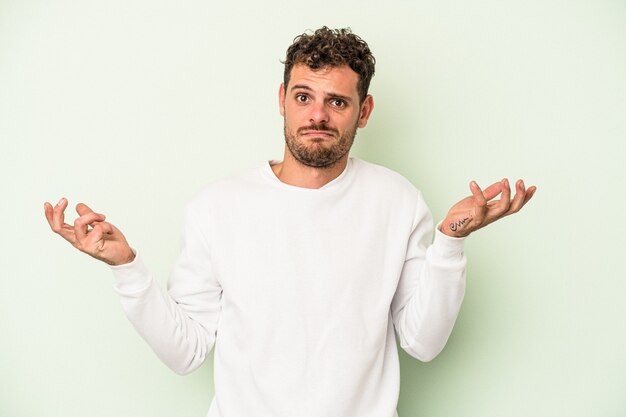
[271,147,349,189]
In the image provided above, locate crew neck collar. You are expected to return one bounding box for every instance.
[261,158,355,192]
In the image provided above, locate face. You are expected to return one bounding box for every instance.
[279,64,374,168]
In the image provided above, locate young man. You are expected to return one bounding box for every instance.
[44,27,535,417]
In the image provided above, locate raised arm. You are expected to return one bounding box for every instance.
[392,179,536,361]
[44,197,220,375]
[44,198,135,265]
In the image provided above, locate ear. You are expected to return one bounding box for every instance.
[278,83,286,117]
[357,95,374,128]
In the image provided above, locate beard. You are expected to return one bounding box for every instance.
[283,121,358,169]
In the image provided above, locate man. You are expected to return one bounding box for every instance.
[44,27,535,417]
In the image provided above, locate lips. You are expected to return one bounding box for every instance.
[297,124,338,134]
[302,130,335,136]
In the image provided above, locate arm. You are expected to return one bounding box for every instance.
[390,178,536,361]
[44,198,221,374]
[391,194,466,362]
[110,203,221,375]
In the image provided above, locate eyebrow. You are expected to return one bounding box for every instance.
[290,84,354,103]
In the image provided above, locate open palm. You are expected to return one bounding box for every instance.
[44,198,135,266]
[441,179,536,238]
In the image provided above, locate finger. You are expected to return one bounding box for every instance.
[492,178,511,216]
[76,203,106,234]
[481,181,504,201]
[74,212,107,244]
[76,202,95,216]
[47,198,82,244]
[470,181,488,223]
[51,198,69,233]
[522,185,537,206]
[74,202,106,237]
[89,222,114,244]
[470,181,486,205]
[44,202,55,229]
[507,179,527,213]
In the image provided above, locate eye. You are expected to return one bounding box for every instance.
[329,98,346,108]
[295,94,309,103]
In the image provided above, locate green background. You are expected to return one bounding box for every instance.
[1,0,625,416]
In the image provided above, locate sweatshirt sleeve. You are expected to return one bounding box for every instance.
[110,203,222,375]
[390,192,466,362]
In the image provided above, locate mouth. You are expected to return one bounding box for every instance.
[300,126,338,140]
[302,130,335,137]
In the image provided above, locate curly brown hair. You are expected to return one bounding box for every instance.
[283,27,376,104]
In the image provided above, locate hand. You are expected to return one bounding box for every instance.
[441,179,536,238]
[44,198,135,266]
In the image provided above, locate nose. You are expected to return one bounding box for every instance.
[309,101,329,125]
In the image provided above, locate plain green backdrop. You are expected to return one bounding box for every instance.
[1,0,625,416]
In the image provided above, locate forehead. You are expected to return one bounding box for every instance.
[288,64,359,97]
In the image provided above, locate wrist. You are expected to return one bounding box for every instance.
[109,248,136,266]
[122,250,136,265]
[439,219,470,238]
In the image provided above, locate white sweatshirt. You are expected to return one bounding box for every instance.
[110,158,466,417]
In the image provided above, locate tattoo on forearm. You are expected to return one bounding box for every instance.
[449,217,470,232]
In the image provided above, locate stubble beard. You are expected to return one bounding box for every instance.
[283,122,358,169]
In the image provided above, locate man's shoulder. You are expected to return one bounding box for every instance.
[352,158,419,194]
[186,163,267,208]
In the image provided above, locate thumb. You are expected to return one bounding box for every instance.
[76,202,96,216]
[75,203,106,224]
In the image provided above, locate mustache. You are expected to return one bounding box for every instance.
[297,124,338,135]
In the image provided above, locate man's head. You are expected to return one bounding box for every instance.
[283,27,376,104]
[279,27,376,170]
